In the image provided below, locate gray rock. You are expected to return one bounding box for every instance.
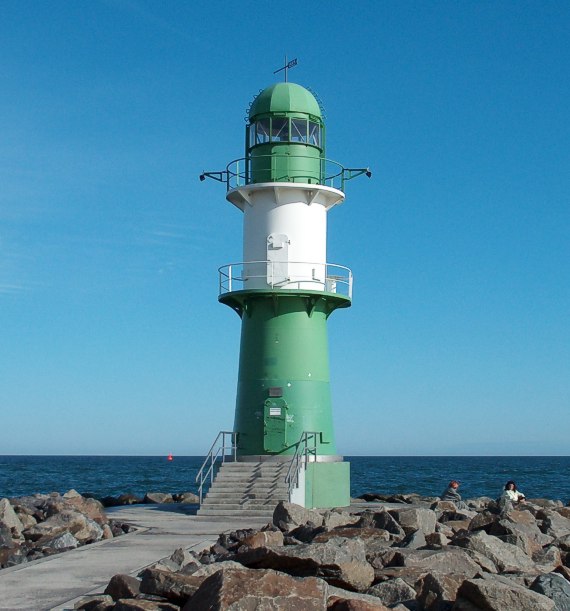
[74,594,115,610]
[391,548,480,577]
[183,567,328,610]
[425,532,450,548]
[322,509,360,530]
[139,568,204,604]
[357,511,405,537]
[366,577,417,606]
[192,560,244,577]
[457,577,555,610]
[272,501,323,530]
[389,507,437,535]
[452,529,536,572]
[143,492,174,504]
[417,572,465,610]
[539,510,570,539]
[236,535,374,591]
[533,545,563,573]
[0,498,24,538]
[531,572,570,611]
[103,574,141,600]
[398,529,427,550]
[37,531,80,550]
[327,584,393,609]
[173,492,200,503]
[468,511,497,533]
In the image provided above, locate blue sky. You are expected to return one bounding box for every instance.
[1,1,568,455]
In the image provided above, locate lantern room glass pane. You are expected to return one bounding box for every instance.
[309,122,321,147]
[271,118,289,142]
[255,119,270,144]
[249,125,256,148]
[291,119,308,142]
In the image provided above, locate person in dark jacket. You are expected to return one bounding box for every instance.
[441,480,467,509]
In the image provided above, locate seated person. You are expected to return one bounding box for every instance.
[440,480,467,509]
[501,480,526,504]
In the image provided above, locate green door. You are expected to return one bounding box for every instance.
[264,398,288,452]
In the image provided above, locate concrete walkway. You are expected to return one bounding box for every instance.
[0,504,270,611]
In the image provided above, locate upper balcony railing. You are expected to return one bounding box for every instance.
[218,261,353,300]
[199,156,370,192]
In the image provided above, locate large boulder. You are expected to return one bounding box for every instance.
[36,531,80,551]
[539,510,570,539]
[104,574,141,600]
[366,578,417,607]
[530,572,570,610]
[0,498,24,539]
[236,536,374,591]
[322,510,360,530]
[313,528,391,558]
[24,510,96,542]
[452,529,536,572]
[416,572,466,611]
[390,548,480,577]
[357,511,405,538]
[389,507,437,535]
[139,568,204,605]
[456,577,555,610]
[272,501,323,531]
[183,567,328,610]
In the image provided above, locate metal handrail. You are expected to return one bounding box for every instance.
[218,261,353,299]
[223,155,369,191]
[195,431,238,504]
[285,432,321,500]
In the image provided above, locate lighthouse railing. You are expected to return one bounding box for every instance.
[225,155,365,191]
[285,431,320,500]
[219,261,353,299]
[195,430,238,504]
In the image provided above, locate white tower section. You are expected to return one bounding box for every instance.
[227,182,345,291]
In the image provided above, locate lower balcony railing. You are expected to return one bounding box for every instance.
[218,261,353,299]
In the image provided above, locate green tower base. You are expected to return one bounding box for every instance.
[290,460,350,509]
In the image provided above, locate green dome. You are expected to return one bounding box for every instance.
[249,82,322,121]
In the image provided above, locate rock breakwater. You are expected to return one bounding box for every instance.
[0,489,134,569]
[76,494,570,610]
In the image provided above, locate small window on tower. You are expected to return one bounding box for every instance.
[271,118,289,142]
[309,122,321,147]
[255,119,270,144]
[291,119,308,142]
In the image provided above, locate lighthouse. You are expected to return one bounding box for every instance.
[200,75,369,509]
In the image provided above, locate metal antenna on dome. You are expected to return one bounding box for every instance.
[273,55,298,82]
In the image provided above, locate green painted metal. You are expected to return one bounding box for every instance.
[249,83,322,119]
[305,462,351,509]
[219,290,349,457]
[246,82,325,185]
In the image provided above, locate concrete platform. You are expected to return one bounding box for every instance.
[0,503,271,611]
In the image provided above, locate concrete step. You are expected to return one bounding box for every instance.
[197,508,277,517]
[205,490,288,499]
[198,460,289,519]
[200,502,283,510]
[209,482,288,489]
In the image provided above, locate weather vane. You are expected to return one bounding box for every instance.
[273,56,298,82]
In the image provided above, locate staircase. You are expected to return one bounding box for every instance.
[197,461,289,519]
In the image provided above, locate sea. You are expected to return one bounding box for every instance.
[0,456,569,503]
